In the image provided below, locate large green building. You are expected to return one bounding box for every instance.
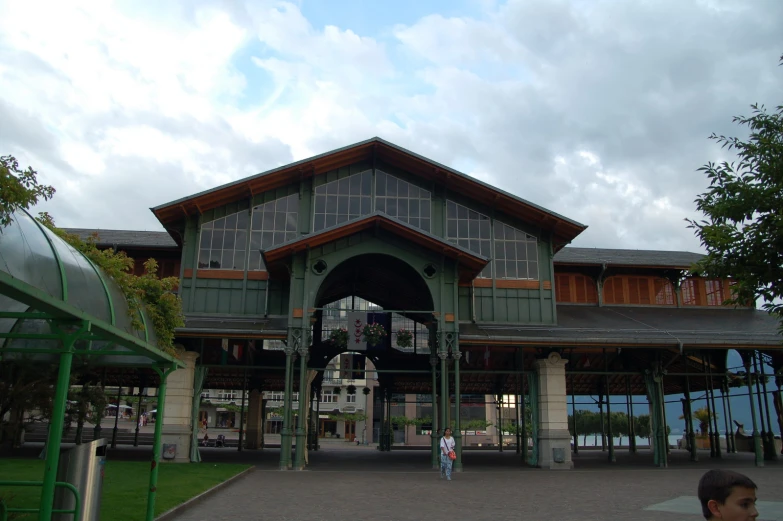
[71,138,783,470]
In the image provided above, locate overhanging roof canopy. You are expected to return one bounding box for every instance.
[0,211,183,367]
[152,137,587,249]
[263,211,489,282]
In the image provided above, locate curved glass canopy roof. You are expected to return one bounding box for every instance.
[0,210,181,367]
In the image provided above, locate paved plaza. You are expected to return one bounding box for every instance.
[161,447,783,521]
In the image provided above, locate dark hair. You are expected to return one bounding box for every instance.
[698,469,757,519]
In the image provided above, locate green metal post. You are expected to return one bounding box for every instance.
[439,351,448,437]
[605,351,615,463]
[571,374,578,456]
[294,346,308,470]
[759,359,777,461]
[685,374,697,462]
[724,378,736,453]
[145,365,172,521]
[38,335,76,521]
[520,372,528,464]
[744,357,764,467]
[453,350,462,471]
[280,347,294,469]
[377,387,385,451]
[430,356,439,469]
[111,385,121,448]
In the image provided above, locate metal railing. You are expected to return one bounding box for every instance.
[0,481,81,521]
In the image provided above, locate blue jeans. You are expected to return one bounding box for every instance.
[440,453,453,479]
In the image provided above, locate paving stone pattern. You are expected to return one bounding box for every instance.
[166,448,783,521]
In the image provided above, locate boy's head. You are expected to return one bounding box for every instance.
[698,469,758,520]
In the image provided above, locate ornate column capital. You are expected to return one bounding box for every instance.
[283,346,296,356]
[437,352,449,360]
[453,352,462,361]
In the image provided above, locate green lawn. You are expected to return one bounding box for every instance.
[0,458,250,521]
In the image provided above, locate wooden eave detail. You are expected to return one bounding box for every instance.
[152,140,586,247]
[262,214,488,275]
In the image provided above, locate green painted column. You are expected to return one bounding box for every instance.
[744,357,764,467]
[145,365,174,521]
[430,355,439,469]
[723,379,736,453]
[279,346,295,470]
[294,345,309,470]
[439,351,448,436]
[377,387,385,451]
[453,349,463,472]
[520,373,528,464]
[684,375,698,462]
[38,336,76,521]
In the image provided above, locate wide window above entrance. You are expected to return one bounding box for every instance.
[313,170,372,232]
[494,221,538,280]
[446,201,492,278]
[375,170,431,232]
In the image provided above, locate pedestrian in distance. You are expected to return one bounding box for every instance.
[698,469,758,521]
[440,427,456,481]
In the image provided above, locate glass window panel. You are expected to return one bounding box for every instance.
[223,231,236,250]
[387,198,397,216]
[211,230,224,250]
[457,204,468,219]
[337,196,348,215]
[399,181,409,198]
[236,230,247,249]
[506,261,517,278]
[409,185,419,198]
[421,200,431,219]
[210,250,222,268]
[360,197,371,215]
[495,223,504,240]
[469,239,479,253]
[387,177,397,196]
[447,201,457,219]
[261,232,274,249]
[315,184,326,195]
[362,171,372,195]
[285,232,297,242]
[250,232,261,251]
[249,250,261,270]
[376,198,386,213]
[409,199,419,218]
[338,177,349,195]
[336,214,348,224]
[527,242,538,263]
[285,214,296,232]
[225,213,238,229]
[480,240,491,257]
[505,242,515,260]
[263,207,274,228]
[349,196,361,215]
[495,241,505,259]
[200,230,212,248]
[273,232,284,245]
[468,210,478,221]
[276,196,288,212]
[458,239,469,249]
[234,251,246,271]
[350,173,362,194]
[214,217,226,230]
[251,209,263,230]
[237,211,248,230]
[516,241,528,260]
[409,217,420,229]
[517,260,528,279]
[458,219,468,238]
[421,218,430,232]
[314,195,326,214]
[326,180,338,195]
[198,249,210,268]
[528,261,538,280]
[221,250,233,269]
[495,261,506,278]
[398,200,408,218]
[325,214,337,228]
[273,212,285,231]
[202,221,213,229]
[314,214,325,232]
[480,220,491,240]
[324,195,336,214]
[376,174,386,196]
[469,219,479,238]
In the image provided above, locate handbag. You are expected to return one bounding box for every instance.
[448,450,456,460]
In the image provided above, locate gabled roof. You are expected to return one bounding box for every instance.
[263,212,489,281]
[151,137,587,249]
[64,228,178,249]
[554,247,704,269]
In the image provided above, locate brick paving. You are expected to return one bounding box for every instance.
[165,448,783,521]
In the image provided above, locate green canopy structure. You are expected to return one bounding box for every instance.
[0,210,184,521]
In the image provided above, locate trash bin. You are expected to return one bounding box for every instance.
[54,438,107,520]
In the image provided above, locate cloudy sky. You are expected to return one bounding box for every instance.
[1,0,780,252]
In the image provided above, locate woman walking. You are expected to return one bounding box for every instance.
[440,427,456,480]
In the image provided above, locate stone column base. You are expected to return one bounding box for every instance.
[538,429,573,470]
[161,425,192,463]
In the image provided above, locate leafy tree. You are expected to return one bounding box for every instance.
[679,406,716,436]
[391,415,428,444]
[0,155,55,227]
[328,412,367,441]
[687,54,783,328]
[0,360,58,447]
[609,411,629,445]
[634,414,671,440]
